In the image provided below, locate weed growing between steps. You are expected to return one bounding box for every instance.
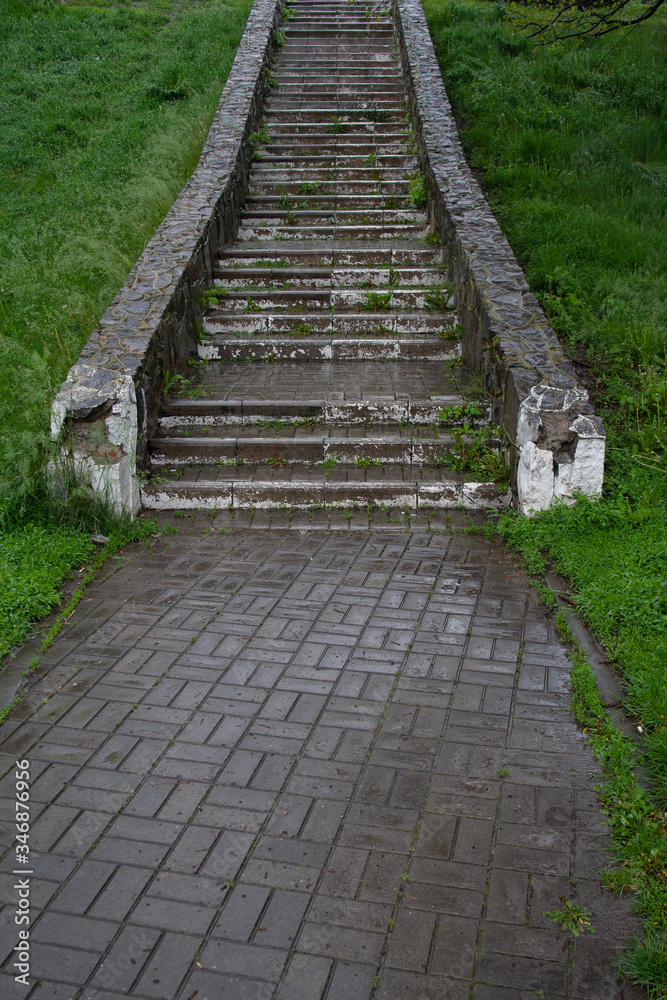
[421,1,667,988]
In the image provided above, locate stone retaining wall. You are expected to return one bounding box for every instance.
[392,0,605,513]
[50,0,284,514]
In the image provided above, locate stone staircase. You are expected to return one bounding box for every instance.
[141,0,510,512]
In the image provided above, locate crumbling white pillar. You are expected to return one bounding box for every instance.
[516,385,605,516]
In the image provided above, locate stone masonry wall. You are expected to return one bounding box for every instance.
[391,0,606,513]
[50,0,285,515]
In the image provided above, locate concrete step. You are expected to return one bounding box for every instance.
[265,128,410,139]
[263,109,405,122]
[240,209,422,224]
[202,310,455,336]
[206,289,453,311]
[212,267,444,288]
[236,225,425,241]
[198,338,460,362]
[177,432,431,465]
[157,360,474,410]
[248,180,411,196]
[150,429,493,466]
[217,247,443,266]
[249,167,416,182]
[272,86,405,95]
[245,193,412,208]
[158,396,482,427]
[252,154,416,168]
[141,476,510,512]
[262,139,412,152]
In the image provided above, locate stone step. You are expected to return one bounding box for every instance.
[267,68,401,74]
[141,476,510,511]
[265,125,410,136]
[265,124,409,137]
[206,288,453,310]
[158,359,473,408]
[150,429,486,466]
[269,82,409,93]
[202,310,454,335]
[159,396,480,427]
[198,338,460,362]
[240,209,422,223]
[273,85,404,94]
[218,247,443,266]
[263,138,411,150]
[263,109,404,122]
[248,180,411,196]
[237,225,424,242]
[249,166,415,181]
[212,266,445,289]
[246,193,411,208]
[284,26,394,34]
[265,100,405,112]
[252,154,415,168]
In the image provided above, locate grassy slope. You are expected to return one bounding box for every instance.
[421,0,667,989]
[0,0,251,491]
[0,0,251,657]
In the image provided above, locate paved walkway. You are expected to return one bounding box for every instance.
[0,513,640,999]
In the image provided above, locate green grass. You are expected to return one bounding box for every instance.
[0,525,94,658]
[0,0,251,495]
[421,1,667,990]
[0,0,250,657]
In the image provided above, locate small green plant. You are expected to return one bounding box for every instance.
[290,322,314,336]
[362,291,392,311]
[298,181,320,195]
[279,191,294,211]
[328,116,348,134]
[363,108,390,123]
[408,174,427,209]
[161,369,190,393]
[267,456,286,468]
[199,287,227,308]
[249,124,270,160]
[497,767,510,778]
[438,404,483,423]
[273,28,286,48]
[320,456,337,477]
[430,423,504,481]
[424,283,453,311]
[354,455,383,469]
[249,125,269,147]
[544,899,595,937]
[476,449,510,485]
[436,323,461,340]
[244,295,261,312]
